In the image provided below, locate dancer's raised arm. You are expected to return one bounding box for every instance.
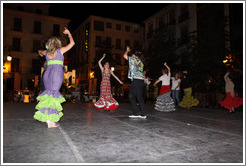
[164,62,170,75]
[224,72,230,82]
[110,70,123,84]
[98,54,106,72]
[60,27,75,54]
[154,79,161,86]
[123,46,131,60]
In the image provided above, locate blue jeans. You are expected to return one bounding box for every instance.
[172,90,180,106]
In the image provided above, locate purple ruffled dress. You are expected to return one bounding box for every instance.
[33,49,65,123]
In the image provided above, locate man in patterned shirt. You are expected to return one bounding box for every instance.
[123,46,146,119]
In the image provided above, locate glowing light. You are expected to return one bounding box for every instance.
[3,62,11,73]
[223,60,228,63]
[111,67,115,71]
[24,95,29,103]
[90,71,94,79]
[7,56,12,61]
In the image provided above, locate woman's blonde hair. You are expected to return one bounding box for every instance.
[46,37,62,53]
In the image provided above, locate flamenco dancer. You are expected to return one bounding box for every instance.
[219,71,243,113]
[94,54,123,111]
[154,62,175,112]
[179,72,199,109]
[33,27,75,128]
[124,46,146,118]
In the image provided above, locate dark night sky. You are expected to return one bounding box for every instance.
[49,3,169,31]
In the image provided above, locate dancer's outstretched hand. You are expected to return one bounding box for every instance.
[119,81,123,85]
[63,27,71,35]
[103,53,106,58]
[164,62,167,66]
[38,50,46,57]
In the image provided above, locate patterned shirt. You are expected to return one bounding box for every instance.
[128,56,144,80]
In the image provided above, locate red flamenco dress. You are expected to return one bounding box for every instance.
[219,92,243,111]
[94,71,119,111]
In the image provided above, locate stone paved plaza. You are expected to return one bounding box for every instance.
[3,102,244,163]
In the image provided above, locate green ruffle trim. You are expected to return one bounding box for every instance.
[33,110,63,123]
[37,94,66,103]
[180,97,199,108]
[36,94,66,112]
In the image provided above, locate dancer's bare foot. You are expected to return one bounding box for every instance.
[46,120,59,128]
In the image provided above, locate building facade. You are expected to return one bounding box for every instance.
[143,3,197,68]
[3,3,70,91]
[69,15,143,94]
[228,3,243,70]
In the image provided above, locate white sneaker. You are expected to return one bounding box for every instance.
[139,115,147,119]
[129,115,141,118]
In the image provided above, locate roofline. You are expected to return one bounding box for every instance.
[143,4,175,23]
[4,8,70,24]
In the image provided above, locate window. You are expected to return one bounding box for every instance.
[159,17,164,28]
[94,21,104,31]
[17,6,24,11]
[106,22,112,29]
[134,41,140,49]
[106,37,111,48]
[133,25,139,33]
[114,54,121,65]
[179,4,189,23]
[53,24,60,36]
[12,38,21,51]
[36,9,42,14]
[181,4,188,13]
[13,18,22,31]
[34,21,41,34]
[33,40,41,53]
[95,36,102,47]
[125,25,130,32]
[32,59,42,75]
[115,39,121,49]
[169,10,176,25]
[148,24,153,34]
[125,40,130,49]
[178,28,189,47]
[116,24,121,30]
[147,24,153,38]
[11,58,20,72]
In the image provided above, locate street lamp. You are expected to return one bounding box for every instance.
[3,55,12,73]
[7,55,12,61]
[90,71,94,79]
